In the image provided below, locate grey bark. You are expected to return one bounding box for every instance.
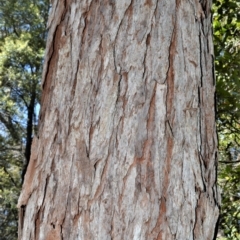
[18,0,220,239]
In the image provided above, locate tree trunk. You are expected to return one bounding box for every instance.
[18,0,220,239]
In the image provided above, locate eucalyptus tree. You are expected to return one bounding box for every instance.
[19,0,220,239]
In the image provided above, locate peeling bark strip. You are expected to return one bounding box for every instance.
[18,0,219,239]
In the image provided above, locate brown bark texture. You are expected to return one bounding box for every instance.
[18,0,220,239]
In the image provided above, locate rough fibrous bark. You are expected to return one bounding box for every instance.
[18,0,220,239]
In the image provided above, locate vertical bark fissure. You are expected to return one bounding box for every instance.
[18,205,25,240]
[60,224,64,240]
[61,154,75,235]
[113,0,134,73]
[164,4,177,186]
[40,23,67,133]
[164,23,176,85]
[152,4,178,238]
[153,0,159,16]
[42,1,68,90]
[79,15,87,58]
[70,32,79,99]
[199,153,207,192]
[198,29,203,88]
[138,82,156,163]
[92,156,109,200]
[42,175,50,207]
[116,74,122,104]
[197,17,206,205]
[142,82,157,221]
[142,35,148,80]
[34,209,40,240]
[61,0,68,22]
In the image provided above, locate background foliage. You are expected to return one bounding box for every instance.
[0,0,239,239]
[213,0,240,239]
[0,0,48,239]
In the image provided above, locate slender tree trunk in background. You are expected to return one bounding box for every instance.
[18,0,220,239]
[22,91,36,182]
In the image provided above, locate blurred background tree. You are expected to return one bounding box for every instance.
[0,0,49,239]
[213,0,240,239]
[0,0,239,239]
